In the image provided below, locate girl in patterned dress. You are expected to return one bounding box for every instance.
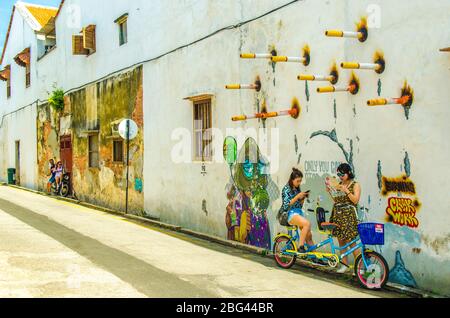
[326,163,361,273]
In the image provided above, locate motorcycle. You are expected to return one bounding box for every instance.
[51,173,71,197]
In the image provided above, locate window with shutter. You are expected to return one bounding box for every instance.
[83,25,96,52]
[72,24,96,56]
[119,20,128,46]
[7,74,11,98]
[193,98,213,162]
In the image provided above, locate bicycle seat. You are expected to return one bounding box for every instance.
[321,222,339,231]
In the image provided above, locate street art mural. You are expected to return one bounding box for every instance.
[379,156,422,229]
[367,81,414,120]
[224,137,277,249]
[377,155,422,288]
[385,197,420,228]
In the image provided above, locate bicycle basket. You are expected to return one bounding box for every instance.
[358,223,385,245]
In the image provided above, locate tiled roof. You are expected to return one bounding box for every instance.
[25,4,58,28]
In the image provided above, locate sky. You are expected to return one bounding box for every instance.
[0,0,61,53]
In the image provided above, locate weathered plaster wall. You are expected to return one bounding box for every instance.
[143,0,450,295]
[36,104,60,191]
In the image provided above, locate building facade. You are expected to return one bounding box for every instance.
[1,0,449,295]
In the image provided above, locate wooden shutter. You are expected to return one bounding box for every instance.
[14,47,30,67]
[72,35,89,55]
[0,65,10,82]
[193,98,212,162]
[83,25,96,52]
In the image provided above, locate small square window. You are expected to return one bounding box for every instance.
[119,20,128,46]
[115,14,128,46]
[113,140,124,163]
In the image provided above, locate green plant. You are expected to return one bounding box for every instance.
[48,88,65,112]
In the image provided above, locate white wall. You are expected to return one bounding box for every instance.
[143,0,450,295]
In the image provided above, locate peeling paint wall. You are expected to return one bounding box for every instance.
[37,67,144,214]
[36,104,60,191]
[72,66,144,214]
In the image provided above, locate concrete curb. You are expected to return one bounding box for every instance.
[1,183,441,298]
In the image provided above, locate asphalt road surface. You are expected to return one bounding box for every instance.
[0,186,407,298]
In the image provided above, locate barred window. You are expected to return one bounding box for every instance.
[113,140,124,163]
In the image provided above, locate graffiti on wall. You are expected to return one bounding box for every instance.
[381,175,416,197]
[304,160,343,179]
[381,174,421,228]
[385,197,420,228]
[379,153,421,228]
[224,137,276,249]
[389,251,418,288]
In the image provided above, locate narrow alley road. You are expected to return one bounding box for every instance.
[0,186,404,298]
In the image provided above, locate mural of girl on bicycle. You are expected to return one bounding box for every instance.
[281,168,315,254]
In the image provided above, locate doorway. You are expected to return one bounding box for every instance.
[60,135,73,188]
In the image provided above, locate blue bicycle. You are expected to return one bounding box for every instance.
[273,202,389,290]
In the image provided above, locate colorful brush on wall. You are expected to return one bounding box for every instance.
[325,17,369,43]
[271,45,311,66]
[317,72,360,95]
[298,62,339,84]
[367,82,414,107]
[226,76,262,92]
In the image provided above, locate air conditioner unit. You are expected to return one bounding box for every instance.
[110,119,124,137]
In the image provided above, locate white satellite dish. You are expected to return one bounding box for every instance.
[118,119,138,140]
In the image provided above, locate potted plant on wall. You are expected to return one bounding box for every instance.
[47,85,66,139]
